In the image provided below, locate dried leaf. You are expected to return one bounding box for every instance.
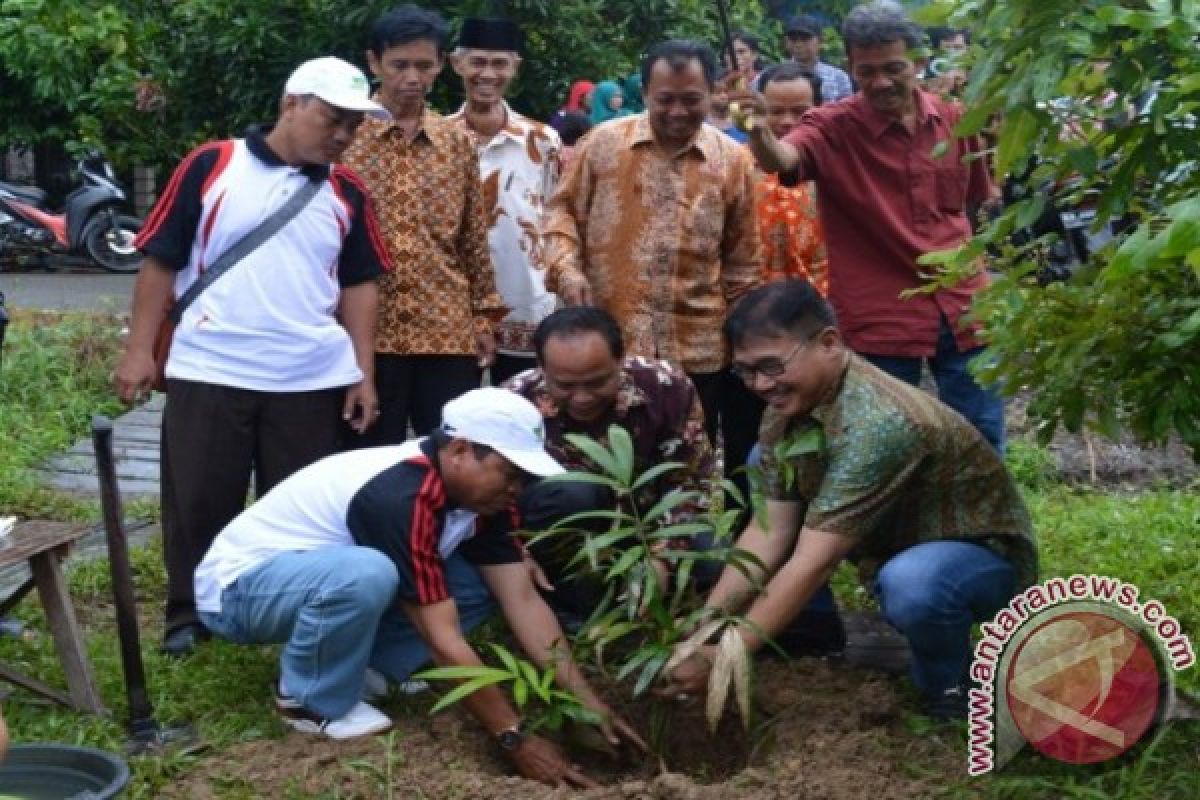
[726,628,752,730]
[665,619,722,673]
[706,635,734,733]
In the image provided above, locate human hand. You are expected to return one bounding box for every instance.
[558,276,593,307]
[475,330,497,368]
[114,348,158,405]
[726,88,766,134]
[509,733,599,788]
[590,704,649,755]
[658,644,715,697]
[343,380,380,434]
[523,549,554,593]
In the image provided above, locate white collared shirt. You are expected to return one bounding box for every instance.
[448,104,563,355]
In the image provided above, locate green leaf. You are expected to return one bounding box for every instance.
[415,665,511,682]
[427,673,511,714]
[642,489,698,523]
[513,678,529,708]
[631,460,685,490]
[633,650,670,696]
[606,424,635,485]
[563,432,623,481]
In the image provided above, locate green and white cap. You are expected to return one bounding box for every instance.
[440,388,564,477]
[284,57,390,119]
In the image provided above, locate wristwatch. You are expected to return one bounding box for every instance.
[495,723,524,752]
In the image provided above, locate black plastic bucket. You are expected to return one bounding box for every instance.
[0,743,129,799]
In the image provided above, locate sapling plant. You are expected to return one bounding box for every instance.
[530,425,770,739]
[416,642,600,735]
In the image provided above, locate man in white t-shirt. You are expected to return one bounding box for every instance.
[114,57,392,657]
[195,389,644,787]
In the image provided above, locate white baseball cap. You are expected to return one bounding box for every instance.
[441,388,564,477]
[284,57,390,119]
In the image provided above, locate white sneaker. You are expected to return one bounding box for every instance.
[363,667,430,701]
[275,690,392,740]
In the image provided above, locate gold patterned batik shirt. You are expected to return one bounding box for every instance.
[342,108,507,356]
[758,354,1037,589]
[543,115,762,374]
[447,104,563,356]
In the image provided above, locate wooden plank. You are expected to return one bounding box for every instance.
[30,546,106,714]
[0,522,90,568]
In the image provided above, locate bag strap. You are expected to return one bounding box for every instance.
[168,173,323,323]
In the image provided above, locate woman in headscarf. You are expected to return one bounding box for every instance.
[622,72,644,114]
[589,80,631,125]
[550,79,595,133]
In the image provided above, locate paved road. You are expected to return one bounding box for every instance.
[0,271,135,313]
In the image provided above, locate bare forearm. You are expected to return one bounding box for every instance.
[505,595,601,705]
[126,258,176,355]
[705,517,797,616]
[738,556,838,652]
[747,126,804,176]
[428,630,521,734]
[338,281,378,379]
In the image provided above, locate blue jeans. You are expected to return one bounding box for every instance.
[200,547,495,719]
[862,317,1006,454]
[873,540,1015,696]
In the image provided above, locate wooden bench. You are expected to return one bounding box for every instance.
[0,521,105,713]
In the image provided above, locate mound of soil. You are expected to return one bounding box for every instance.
[159,658,961,799]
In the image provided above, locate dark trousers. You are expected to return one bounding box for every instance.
[352,354,481,447]
[490,353,537,386]
[161,379,343,634]
[688,368,765,502]
[861,316,1007,454]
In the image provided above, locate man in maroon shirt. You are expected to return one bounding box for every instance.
[739,1,1005,452]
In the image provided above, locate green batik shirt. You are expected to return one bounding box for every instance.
[758,353,1037,589]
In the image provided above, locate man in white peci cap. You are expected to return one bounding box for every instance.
[193,388,644,786]
[115,55,393,659]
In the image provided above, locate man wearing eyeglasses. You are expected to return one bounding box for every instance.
[736,2,1006,454]
[664,279,1037,720]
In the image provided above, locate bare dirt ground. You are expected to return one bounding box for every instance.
[160,658,959,800]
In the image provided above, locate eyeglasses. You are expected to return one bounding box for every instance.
[729,342,805,383]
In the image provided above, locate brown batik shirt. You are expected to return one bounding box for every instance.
[342,108,507,356]
[543,115,762,374]
[758,354,1038,589]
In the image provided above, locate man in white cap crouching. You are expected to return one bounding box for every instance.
[194,388,643,787]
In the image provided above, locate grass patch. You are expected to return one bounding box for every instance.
[0,309,156,520]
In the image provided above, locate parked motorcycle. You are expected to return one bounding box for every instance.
[0,152,142,273]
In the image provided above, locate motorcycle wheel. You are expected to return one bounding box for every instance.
[83,213,142,273]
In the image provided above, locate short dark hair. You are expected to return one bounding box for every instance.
[842,1,926,53]
[641,39,719,90]
[758,62,824,107]
[928,26,970,50]
[429,426,494,461]
[368,4,450,57]
[533,306,625,362]
[724,279,838,347]
[558,111,593,146]
[730,30,761,53]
